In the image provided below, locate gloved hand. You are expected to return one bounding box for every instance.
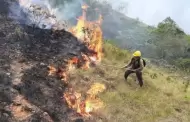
[121,66,126,69]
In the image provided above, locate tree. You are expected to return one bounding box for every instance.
[185,35,190,43]
[150,17,188,60]
[154,17,185,36]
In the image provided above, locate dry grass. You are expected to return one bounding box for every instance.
[70,42,190,122]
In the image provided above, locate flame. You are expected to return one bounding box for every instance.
[48,3,105,117]
[48,66,68,84]
[87,83,106,96]
[69,3,103,68]
[68,56,79,70]
[64,90,81,109]
[81,4,89,10]
[57,69,67,83]
[81,53,90,70]
[48,65,56,76]
[84,97,104,112]
[64,83,106,117]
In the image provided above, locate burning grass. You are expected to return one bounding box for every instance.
[62,41,190,122]
[46,3,106,118]
[47,5,189,120]
[0,1,189,122]
[63,83,106,117]
[69,4,103,63]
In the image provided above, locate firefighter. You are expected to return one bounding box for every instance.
[122,50,146,87]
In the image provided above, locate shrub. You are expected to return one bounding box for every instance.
[175,58,190,72]
[103,40,130,61]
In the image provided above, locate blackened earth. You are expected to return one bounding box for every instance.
[0,1,101,122]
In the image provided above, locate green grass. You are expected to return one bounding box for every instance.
[70,41,190,122]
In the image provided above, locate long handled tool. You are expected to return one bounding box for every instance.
[99,64,136,71]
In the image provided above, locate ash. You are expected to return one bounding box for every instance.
[0,1,97,122]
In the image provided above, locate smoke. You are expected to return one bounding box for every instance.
[8,0,190,33]
[102,0,190,34]
[8,0,83,29]
[46,0,82,21]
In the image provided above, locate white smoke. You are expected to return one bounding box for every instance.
[8,0,190,34]
[9,0,82,29]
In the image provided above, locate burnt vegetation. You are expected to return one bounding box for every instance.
[0,0,190,122]
[0,1,98,122]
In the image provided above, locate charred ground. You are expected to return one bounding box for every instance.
[0,1,97,122]
[1,1,190,122]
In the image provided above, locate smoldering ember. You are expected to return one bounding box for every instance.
[0,0,106,122]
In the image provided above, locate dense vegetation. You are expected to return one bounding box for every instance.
[149,17,190,71]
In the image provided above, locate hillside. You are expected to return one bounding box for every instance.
[84,0,190,71]
[84,0,190,61]
[78,42,190,122]
[84,0,151,50]
[0,0,190,122]
[0,25,189,121]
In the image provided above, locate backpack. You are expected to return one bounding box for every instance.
[141,59,146,67]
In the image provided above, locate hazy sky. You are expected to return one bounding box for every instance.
[107,0,190,34]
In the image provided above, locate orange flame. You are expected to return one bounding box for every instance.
[48,3,105,117]
[81,53,90,70]
[64,83,106,117]
[48,66,68,84]
[64,90,81,109]
[81,4,89,10]
[57,68,68,83]
[69,3,103,68]
[68,57,79,70]
[48,65,56,76]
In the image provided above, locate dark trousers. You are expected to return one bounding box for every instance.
[124,70,143,87]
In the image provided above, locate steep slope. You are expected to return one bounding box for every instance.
[0,1,95,121]
[0,1,189,122]
[68,42,190,122]
[82,0,160,60]
[102,11,150,48]
[84,0,151,49]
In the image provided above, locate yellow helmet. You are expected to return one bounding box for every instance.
[133,50,141,57]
